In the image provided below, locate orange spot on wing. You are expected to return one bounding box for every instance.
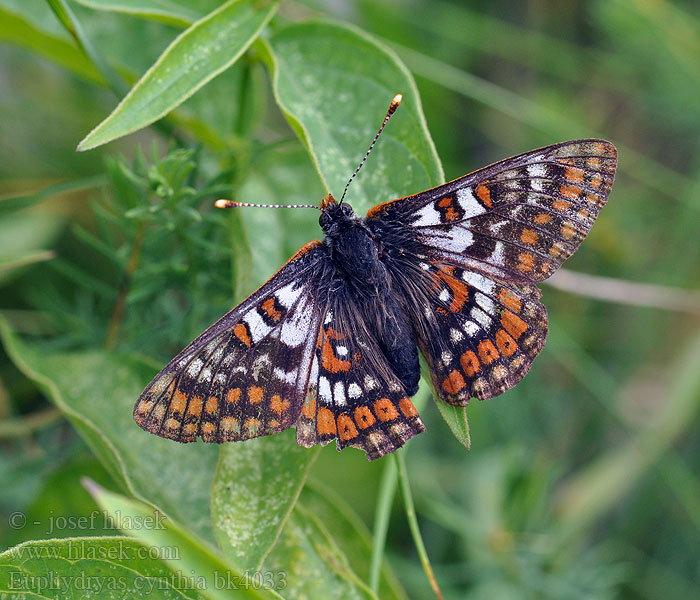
[495,329,517,357]
[171,390,187,413]
[202,422,216,434]
[245,417,261,430]
[476,184,492,207]
[226,388,241,404]
[520,228,537,245]
[587,157,601,169]
[187,397,203,418]
[460,350,480,377]
[234,323,251,347]
[517,252,535,272]
[301,397,316,419]
[478,339,499,365]
[338,414,358,441]
[438,197,459,222]
[184,422,197,435]
[560,185,580,201]
[248,386,263,404]
[399,397,418,418]
[320,333,351,373]
[561,221,576,239]
[533,213,552,225]
[374,398,399,421]
[270,395,290,414]
[261,298,282,322]
[501,311,528,339]
[137,400,153,414]
[317,407,336,436]
[205,396,218,414]
[565,167,584,184]
[165,418,180,430]
[498,288,522,313]
[433,265,469,312]
[221,417,238,432]
[552,198,572,211]
[354,406,375,429]
[442,369,466,394]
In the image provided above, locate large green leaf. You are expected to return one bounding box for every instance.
[262,20,444,214]
[211,431,319,571]
[0,320,220,544]
[77,0,280,151]
[0,536,207,600]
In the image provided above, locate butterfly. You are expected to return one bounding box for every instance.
[134,94,617,460]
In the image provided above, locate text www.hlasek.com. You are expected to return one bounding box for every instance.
[8,539,179,561]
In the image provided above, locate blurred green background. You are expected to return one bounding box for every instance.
[1,1,699,599]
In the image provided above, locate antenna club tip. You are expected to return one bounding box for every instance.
[389,94,403,112]
[215,199,235,209]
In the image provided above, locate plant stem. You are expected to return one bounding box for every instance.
[369,456,398,593]
[394,451,443,600]
[105,222,145,349]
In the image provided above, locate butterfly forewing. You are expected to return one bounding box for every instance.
[368,139,617,283]
[134,242,329,443]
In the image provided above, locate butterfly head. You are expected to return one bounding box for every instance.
[319,193,358,237]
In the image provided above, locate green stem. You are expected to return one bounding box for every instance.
[369,457,398,593]
[394,451,443,600]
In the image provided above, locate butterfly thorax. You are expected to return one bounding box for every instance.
[319,195,421,395]
[319,197,386,290]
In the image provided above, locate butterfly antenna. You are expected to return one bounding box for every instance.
[339,93,402,205]
[215,199,321,210]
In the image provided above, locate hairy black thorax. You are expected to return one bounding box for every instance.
[320,198,421,396]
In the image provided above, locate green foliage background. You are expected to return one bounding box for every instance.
[1,1,699,598]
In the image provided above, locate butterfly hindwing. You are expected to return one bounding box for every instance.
[409,259,547,404]
[367,139,617,283]
[295,291,425,460]
[134,242,329,443]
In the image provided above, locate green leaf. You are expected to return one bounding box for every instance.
[0,536,207,599]
[85,482,281,600]
[211,431,319,571]
[261,20,443,214]
[73,0,217,26]
[77,0,280,151]
[436,402,470,450]
[0,320,220,544]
